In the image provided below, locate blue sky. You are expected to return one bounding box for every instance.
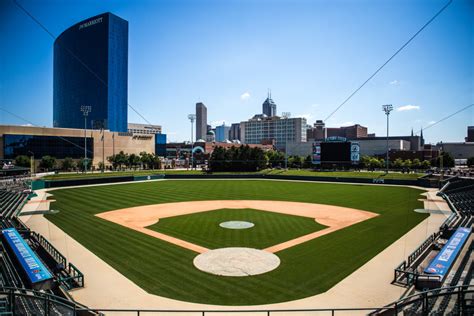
[0,0,472,143]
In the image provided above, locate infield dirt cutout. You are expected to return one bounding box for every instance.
[96,200,378,254]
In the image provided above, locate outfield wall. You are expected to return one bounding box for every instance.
[35,173,435,189]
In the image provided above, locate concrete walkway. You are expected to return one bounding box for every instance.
[19,187,451,315]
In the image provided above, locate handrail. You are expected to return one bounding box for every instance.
[0,285,471,315]
[31,231,67,268]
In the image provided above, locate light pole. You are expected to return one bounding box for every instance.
[382,104,393,174]
[282,112,291,170]
[80,105,92,173]
[101,128,105,172]
[188,114,196,170]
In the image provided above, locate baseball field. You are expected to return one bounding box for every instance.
[45,179,426,305]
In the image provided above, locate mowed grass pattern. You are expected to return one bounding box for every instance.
[46,180,426,305]
[147,208,327,249]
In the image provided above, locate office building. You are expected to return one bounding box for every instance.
[53,12,128,132]
[467,126,474,142]
[240,115,307,150]
[437,142,474,160]
[196,103,207,141]
[215,123,231,142]
[307,121,368,140]
[1,125,156,169]
[262,92,277,117]
[229,123,241,141]
[128,123,162,135]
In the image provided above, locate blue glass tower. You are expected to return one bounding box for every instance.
[53,13,128,132]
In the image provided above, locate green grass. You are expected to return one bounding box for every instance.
[42,169,203,180]
[46,180,426,305]
[266,169,424,179]
[148,208,326,249]
[43,168,424,180]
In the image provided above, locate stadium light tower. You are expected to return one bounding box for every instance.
[188,114,196,170]
[282,112,291,170]
[382,104,393,174]
[80,105,92,173]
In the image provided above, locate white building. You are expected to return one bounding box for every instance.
[128,123,162,135]
[240,115,307,150]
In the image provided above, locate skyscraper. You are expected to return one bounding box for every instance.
[53,12,128,132]
[196,102,207,141]
[262,91,277,117]
[215,123,231,142]
[229,123,241,141]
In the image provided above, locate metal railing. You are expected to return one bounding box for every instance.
[0,285,472,315]
[31,231,67,268]
[375,284,473,316]
[407,232,439,267]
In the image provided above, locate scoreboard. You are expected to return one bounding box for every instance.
[321,142,351,163]
[312,137,359,165]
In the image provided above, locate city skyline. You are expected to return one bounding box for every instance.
[1,0,473,143]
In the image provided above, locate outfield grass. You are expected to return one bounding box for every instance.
[42,169,203,180]
[46,180,426,305]
[147,208,327,249]
[43,168,424,180]
[266,169,424,179]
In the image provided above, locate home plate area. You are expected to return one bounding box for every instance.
[193,247,281,276]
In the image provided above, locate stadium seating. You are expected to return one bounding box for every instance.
[0,178,84,314]
[389,177,473,315]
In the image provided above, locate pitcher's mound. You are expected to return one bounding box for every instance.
[219,221,254,229]
[193,247,280,277]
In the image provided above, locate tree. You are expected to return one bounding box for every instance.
[152,155,162,169]
[39,156,56,171]
[467,157,474,167]
[107,155,118,170]
[98,161,105,172]
[303,155,313,168]
[393,158,404,169]
[61,157,75,171]
[421,160,431,169]
[208,145,266,172]
[140,151,153,169]
[412,158,421,169]
[77,158,90,171]
[436,152,455,168]
[288,155,304,168]
[360,156,371,169]
[129,154,140,170]
[404,159,412,169]
[266,150,285,168]
[15,155,30,168]
[115,151,128,170]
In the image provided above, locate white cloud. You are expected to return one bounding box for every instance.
[396,105,420,112]
[427,120,436,125]
[389,80,400,85]
[240,92,251,101]
[310,104,320,108]
[21,123,33,127]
